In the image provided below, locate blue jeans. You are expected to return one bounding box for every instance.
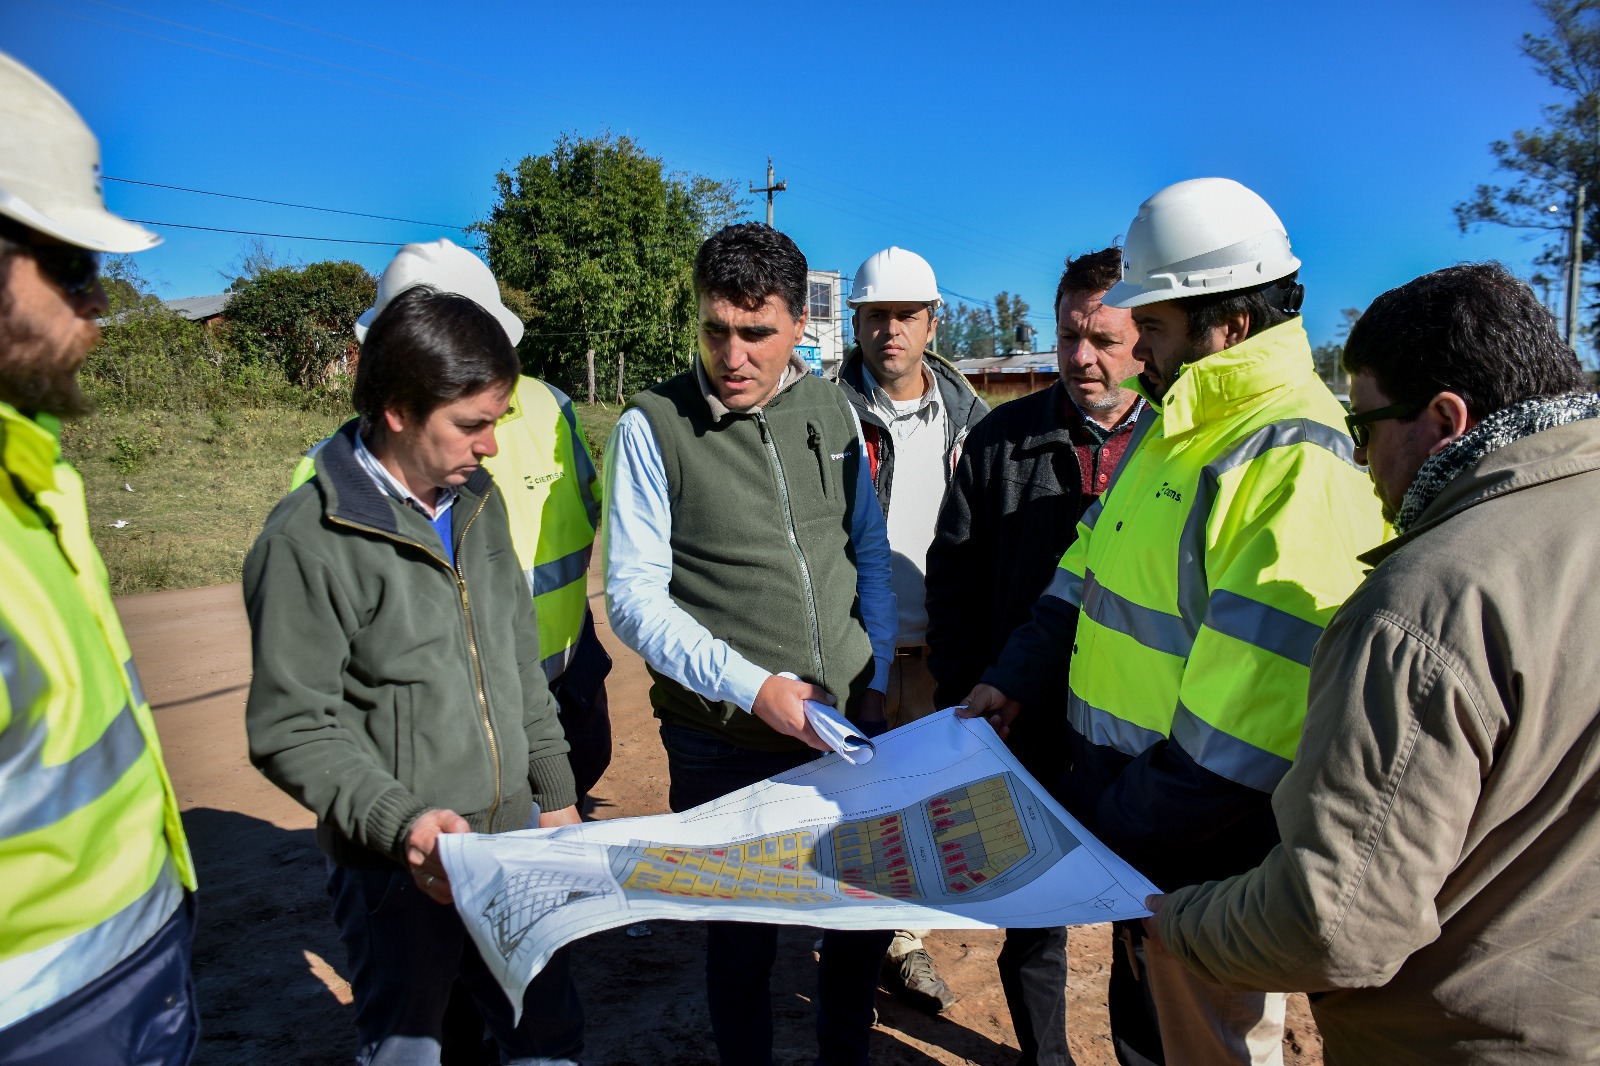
[326,861,584,1065]
[0,893,198,1066]
[660,723,893,1066]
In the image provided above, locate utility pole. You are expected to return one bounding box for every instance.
[749,157,787,227]
[1567,183,1585,346]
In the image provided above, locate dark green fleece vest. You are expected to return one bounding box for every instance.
[630,370,876,752]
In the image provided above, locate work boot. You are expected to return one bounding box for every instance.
[882,947,956,1014]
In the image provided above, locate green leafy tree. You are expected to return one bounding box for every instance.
[476,132,748,397]
[224,261,376,390]
[935,301,997,361]
[101,254,162,314]
[994,291,1034,352]
[1311,307,1362,391]
[1456,0,1600,337]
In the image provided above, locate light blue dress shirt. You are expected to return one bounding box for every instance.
[603,394,895,714]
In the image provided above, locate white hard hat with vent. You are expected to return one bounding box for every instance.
[1105,177,1301,309]
[355,238,524,345]
[0,50,159,252]
[846,246,943,308]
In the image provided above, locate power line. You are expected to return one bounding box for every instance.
[938,285,1053,326]
[42,0,1071,279]
[106,177,464,229]
[125,219,409,246]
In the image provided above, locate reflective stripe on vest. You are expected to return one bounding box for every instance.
[525,544,593,678]
[1056,327,1388,792]
[486,379,601,681]
[1169,699,1292,793]
[0,700,147,839]
[1,401,194,1023]
[1175,418,1359,640]
[1043,566,1084,608]
[0,860,183,1030]
[1067,686,1164,757]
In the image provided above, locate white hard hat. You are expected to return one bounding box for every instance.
[1105,177,1301,309]
[0,51,158,253]
[846,246,943,308]
[355,238,524,345]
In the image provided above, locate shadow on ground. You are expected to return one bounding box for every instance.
[183,808,1014,1065]
[185,807,354,1066]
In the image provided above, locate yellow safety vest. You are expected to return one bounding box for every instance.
[0,402,195,1029]
[289,377,601,679]
[488,378,602,679]
[1051,320,1388,791]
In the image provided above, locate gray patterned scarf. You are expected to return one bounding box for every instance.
[1395,391,1600,534]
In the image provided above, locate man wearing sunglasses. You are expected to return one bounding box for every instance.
[962,178,1388,1065]
[0,52,198,1064]
[1148,262,1600,1063]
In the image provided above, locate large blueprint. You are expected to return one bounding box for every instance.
[439,710,1159,1016]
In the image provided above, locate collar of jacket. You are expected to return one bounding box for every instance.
[1017,381,1146,453]
[0,401,61,498]
[312,417,492,540]
[693,351,812,424]
[1359,415,1600,567]
[837,345,985,431]
[1014,381,1081,452]
[1154,318,1315,437]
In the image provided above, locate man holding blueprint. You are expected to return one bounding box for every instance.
[602,222,897,1066]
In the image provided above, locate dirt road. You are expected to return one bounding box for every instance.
[123,577,1321,1065]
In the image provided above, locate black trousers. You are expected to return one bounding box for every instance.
[998,925,1072,1065]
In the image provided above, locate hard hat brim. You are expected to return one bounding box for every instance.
[353,273,526,348]
[0,190,160,253]
[1103,255,1304,311]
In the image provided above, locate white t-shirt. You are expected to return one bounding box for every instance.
[863,364,947,647]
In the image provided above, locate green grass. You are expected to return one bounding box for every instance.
[61,407,346,596]
[61,402,626,596]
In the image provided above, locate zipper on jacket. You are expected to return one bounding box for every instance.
[758,412,826,685]
[453,491,502,830]
[325,488,504,830]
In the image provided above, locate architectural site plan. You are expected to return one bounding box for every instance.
[439,711,1160,1017]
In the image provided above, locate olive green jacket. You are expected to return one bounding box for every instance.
[243,420,575,868]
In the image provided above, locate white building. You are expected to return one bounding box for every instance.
[798,268,846,377]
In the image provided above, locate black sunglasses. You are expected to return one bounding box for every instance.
[1,217,102,296]
[1345,400,1424,449]
[30,244,103,297]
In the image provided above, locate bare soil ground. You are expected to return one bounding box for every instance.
[123,576,1322,1066]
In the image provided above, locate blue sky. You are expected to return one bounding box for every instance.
[2,0,1573,355]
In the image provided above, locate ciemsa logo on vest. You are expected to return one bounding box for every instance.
[524,471,565,489]
[1157,481,1184,503]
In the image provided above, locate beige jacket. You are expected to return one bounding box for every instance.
[1157,417,1600,1064]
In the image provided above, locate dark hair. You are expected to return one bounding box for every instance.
[693,222,808,318]
[1174,273,1301,341]
[352,286,520,435]
[1054,246,1123,312]
[1343,262,1587,420]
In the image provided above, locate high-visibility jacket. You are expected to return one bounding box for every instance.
[488,378,602,680]
[0,401,196,1030]
[1050,319,1387,793]
[289,376,602,679]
